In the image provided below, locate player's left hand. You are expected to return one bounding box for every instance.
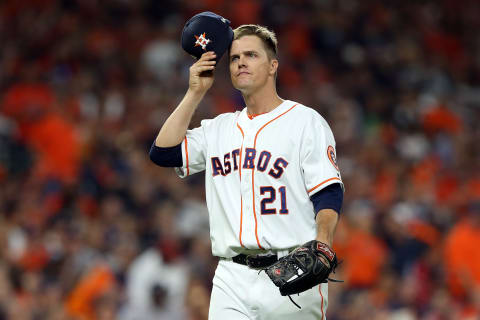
[264,240,340,296]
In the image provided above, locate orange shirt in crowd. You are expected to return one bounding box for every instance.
[336,228,388,288]
[2,83,81,183]
[408,220,441,247]
[372,168,397,207]
[66,264,115,320]
[444,219,480,297]
[2,83,53,118]
[20,112,81,182]
[422,104,462,135]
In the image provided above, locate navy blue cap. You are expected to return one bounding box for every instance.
[181,12,234,61]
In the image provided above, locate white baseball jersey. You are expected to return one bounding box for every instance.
[175,100,343,258]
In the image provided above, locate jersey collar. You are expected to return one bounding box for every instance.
[238,100,295,129]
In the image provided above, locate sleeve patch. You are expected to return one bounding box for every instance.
[327,145,339,171]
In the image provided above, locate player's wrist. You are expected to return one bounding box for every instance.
[183,88,207,108]
[314,236,332,248]
[186,87,208,100]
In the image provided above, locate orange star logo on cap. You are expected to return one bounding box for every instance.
[194,32,211,50]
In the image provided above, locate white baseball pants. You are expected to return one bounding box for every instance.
[208,259,328,320]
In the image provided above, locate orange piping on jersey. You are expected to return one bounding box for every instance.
[247,112,266,120]
[307,177,342,194]
[251,104,298,250]
[236,123,245,247]
[184,136,190,176]
[319,285,325,319]
[250,174,264,249]
[253,104,298,145]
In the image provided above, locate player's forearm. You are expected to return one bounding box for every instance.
[315,209,339,247]
[155,89,205,147]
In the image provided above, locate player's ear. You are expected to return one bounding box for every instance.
[269,58,278,76]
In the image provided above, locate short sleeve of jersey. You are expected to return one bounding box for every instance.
[300,112,344,197]
[175,120,209,178]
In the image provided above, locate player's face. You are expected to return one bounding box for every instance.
[229,35,277,94]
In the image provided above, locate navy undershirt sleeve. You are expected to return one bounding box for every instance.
[310,183,343,217]
[149,142,183,167]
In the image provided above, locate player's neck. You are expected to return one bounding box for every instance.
[243,87,283,116]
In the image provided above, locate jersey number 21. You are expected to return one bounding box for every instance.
[260,186,288,215]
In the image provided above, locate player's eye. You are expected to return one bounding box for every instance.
[248,52,257,57]
[231,56,239,62]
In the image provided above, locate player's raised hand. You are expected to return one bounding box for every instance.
[189,51,216,94]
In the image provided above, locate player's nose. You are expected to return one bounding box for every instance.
[237,61,247,72]
[238,54,247,67]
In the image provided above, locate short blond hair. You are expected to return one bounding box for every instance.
[233,24,278,59]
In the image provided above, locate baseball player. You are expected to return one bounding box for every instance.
[150,19,344,320]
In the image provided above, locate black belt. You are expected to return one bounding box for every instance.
[231,253,279,269]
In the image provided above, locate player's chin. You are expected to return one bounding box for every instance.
[232,79,252,91]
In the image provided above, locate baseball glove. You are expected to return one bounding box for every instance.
[265,240,340,297]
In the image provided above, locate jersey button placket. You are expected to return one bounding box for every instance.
[243,165,251,211]
[242,131,254,241]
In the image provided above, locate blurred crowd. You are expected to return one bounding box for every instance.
[0,0,479,319]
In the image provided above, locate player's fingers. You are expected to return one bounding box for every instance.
[192,65,215,73]
[195,60,216,67]
[200,51,215,58]
[198,51,216,61]
[191,59,216,70]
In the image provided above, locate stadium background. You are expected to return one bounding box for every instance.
[0,0,479,319]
